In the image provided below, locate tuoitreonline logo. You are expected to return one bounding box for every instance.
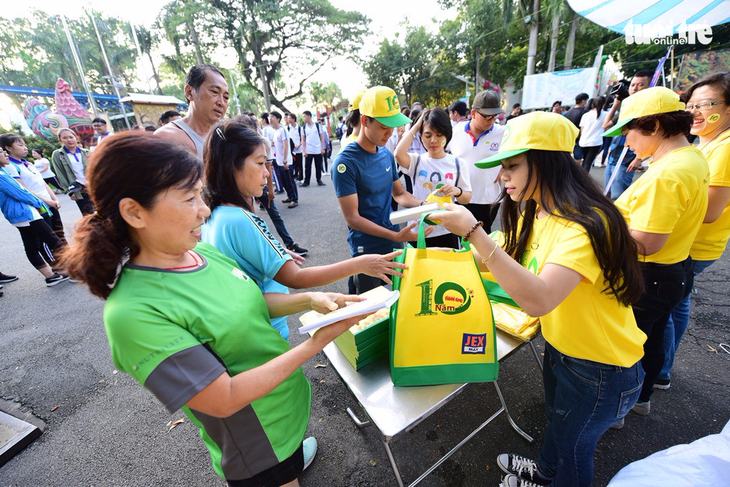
[624,20,713,45]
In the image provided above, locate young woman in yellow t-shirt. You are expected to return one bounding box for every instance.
[438,112,645,487]
[659,73,730,388]
[607,87,709,416]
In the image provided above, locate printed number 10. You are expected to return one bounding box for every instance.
[386,95,398,111]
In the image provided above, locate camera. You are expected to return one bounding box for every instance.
[67,181,86,194]
[609,79,631,101]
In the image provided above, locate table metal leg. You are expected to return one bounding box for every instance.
[346,407,371,428]
[408,408,504,486]
[493,381,534,443]
[529,340,543,371]
[382,439,405,487]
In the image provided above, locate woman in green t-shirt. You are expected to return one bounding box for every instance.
[62,132,368,487]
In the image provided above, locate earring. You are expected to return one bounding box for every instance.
[441,140,446,146]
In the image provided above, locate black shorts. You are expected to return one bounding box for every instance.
[227,443,304,487]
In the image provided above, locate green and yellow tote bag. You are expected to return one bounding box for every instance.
[389,215,499,386]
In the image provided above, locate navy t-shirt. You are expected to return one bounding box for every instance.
[332,142,400,255]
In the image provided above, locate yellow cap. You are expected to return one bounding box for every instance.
[359,86,412,128]
[603,86,685,137]
[349,90,366,110]
[476,112,578,168]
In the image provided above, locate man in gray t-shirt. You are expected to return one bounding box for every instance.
[155,64,229,158]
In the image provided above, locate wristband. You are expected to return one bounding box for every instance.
[455,187,463,197]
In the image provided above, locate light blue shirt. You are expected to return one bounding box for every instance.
[202,206,293,340]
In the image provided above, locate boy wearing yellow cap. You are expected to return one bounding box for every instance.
[605,86,709,415]
[437,112,646,487]
[332,86,429,294]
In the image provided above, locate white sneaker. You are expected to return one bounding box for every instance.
[302,436,317,470]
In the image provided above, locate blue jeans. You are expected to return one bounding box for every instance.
[604,162,636,200]
[536,343,643,487]
[257,186,295,248]
[659,259,717,380]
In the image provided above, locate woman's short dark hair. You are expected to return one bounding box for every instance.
[203,118,269,213]
[346,109,360,136]
[419,108,453,146]
[684,71,730,105]
[61,133,203,299]
[500,149,644,306]
[626,111,693,138]
[409,109,421,123]
[32,148,43,157]
[0,133,22,152]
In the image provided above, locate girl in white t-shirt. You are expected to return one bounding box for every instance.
[578,96,607,171]
[394,108,472,248]
[32,148,62,191]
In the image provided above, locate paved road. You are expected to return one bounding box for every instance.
[1,150,729,486]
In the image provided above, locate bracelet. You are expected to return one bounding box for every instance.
[481,243,498,264]
[463,221,483,241]
[455,187,463,198]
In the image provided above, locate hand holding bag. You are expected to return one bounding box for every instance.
[389,215,499,386]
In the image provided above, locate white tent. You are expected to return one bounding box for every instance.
[566,0,730,35]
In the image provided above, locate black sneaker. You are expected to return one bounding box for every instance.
[497,454,551,485]
[282,198,292,203]
[0,272,18,283]
[317,181,326,186]
[45,273,69,287]
[654,378,671,390]
[287,201,298,208]
[302,183,310,187]
[287,243,308,256]
[501,474,543,487]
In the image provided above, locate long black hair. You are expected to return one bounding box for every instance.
[203,117,269,213]
[500,150,644,306]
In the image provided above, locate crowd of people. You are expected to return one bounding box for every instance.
[2,61,729,487]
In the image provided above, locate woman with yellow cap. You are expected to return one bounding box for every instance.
[437,111,646,487]
[657,73,730,388]
[605,86,710,416]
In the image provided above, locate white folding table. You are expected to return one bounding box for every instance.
[323,331,543,487]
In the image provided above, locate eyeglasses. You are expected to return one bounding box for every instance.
[685,100,725,112]
[477,111,497,120]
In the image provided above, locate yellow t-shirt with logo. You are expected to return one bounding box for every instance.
[614,146,709,264]
[691,131,730,261]
[520,214,645,367]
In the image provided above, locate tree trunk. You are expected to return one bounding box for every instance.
[186,18,205,65]
[526,0,540,76]
[564,12,579,70]
[548,13,560,72]
[146,52,165,95]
